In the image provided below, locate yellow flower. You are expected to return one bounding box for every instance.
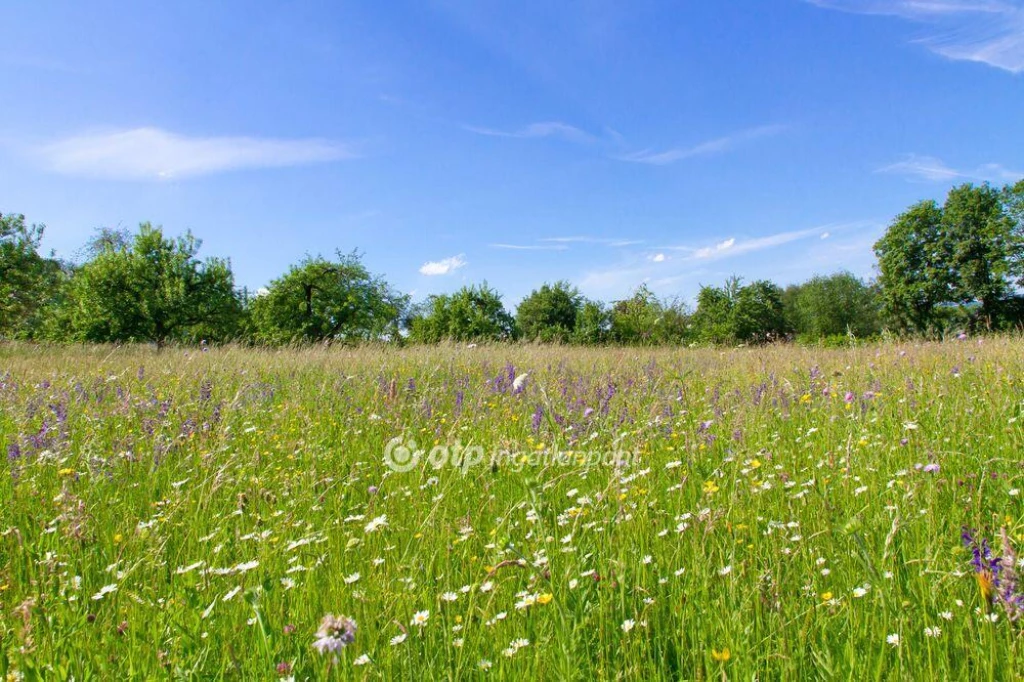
[703,480,719,494]
[820,592,833,601]
[800,394,812,404]
[711,648,731,663]
[536,593,553,605]
[58,467,75,477]
[113,533,123,544]
[976,571,995,602]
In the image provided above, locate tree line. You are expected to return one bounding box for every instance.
[2,181,1022,347]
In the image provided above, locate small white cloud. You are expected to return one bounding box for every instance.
[36,127,353,180]
[419,254,467,276]
[650,253,667,262]
[693,237,736,259]
[820,232,831,239]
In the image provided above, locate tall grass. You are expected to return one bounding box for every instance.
[0,338,1021,679]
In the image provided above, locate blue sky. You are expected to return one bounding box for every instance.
[2,0,1022,308]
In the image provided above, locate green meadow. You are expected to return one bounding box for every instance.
[1,339,1021,680]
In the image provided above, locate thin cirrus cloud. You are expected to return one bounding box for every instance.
[419,254,467,276]
[540,236,645,247]
[579,223,861,294]
[878,153,1023,182]
[489,243,569,251]
[463,121,595,144]
[35,127,355,180]
[804,0,1024,73]
[615,124,788,166]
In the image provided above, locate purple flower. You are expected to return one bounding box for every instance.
[922,463,940,474]
[313,614,357,655]
[531,406,544,432]
[844,391,855,404]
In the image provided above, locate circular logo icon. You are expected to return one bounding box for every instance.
[384,437,420,472]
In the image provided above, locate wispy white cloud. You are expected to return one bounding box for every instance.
[419,254,467,276]
[615,124,788,166]
[805,0,1024,73]
[878,153,1023,182]
[578,223,866,296]
[463,121,594,144]
[35,127,354,180]
[540,236,645,246]
[489,243,568,251]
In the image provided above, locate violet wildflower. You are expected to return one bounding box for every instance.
[312,614,357,655]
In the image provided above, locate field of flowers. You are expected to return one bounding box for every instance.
[1,339,1021,680]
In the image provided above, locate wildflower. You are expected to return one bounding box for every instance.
[711,648,731,662]
[642,555,653,565]
[353,654,371,666]
[718,565,732,577]
[852,587,868,598]
[344,572,361,584]
[312,614,357,655]
[441,591,458,602]
[820,592,833,601]
[364,514,388,533]
[939,611,953,621]
[91,584,118,601]
[480,581,494,593]
[390,633,407,646]
[411,610,430,627]
[536,593,553,605]
[703,480,719,495]
[621,619,636,633]
[923,626,941,638]
[886,633,900,647]
[478,660,493,670]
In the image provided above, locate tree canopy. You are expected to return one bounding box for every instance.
[250,253,407,344]
[55,224,242,346]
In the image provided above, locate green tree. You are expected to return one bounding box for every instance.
[939,184,1017,325]
[732,279,788,343]
[59,223,243,346]
[516,281,583,342]
[690,277,741,344]
[608,285,690,345]
[691,277,788,345]
[407,283,516,343]
[783,271,881,340]
[0,213,65,339]
[250,253,407,344]
[875,185,1023,332]
[873,200,949,333]
[572,300,610,345]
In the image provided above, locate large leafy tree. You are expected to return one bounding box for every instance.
[732,279,789,344]
[691,277,788,345]
[939,184,1017,322]
[875,184,1022,332]
[250,253,407,344]
[0,213,65,339]
[873,200,950,333]
[608,285,689,345]
[572,300,611,345]
[59,223,243,346]
[516,281,583,342]
[406,283,516,343]
[783,271,881,340]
